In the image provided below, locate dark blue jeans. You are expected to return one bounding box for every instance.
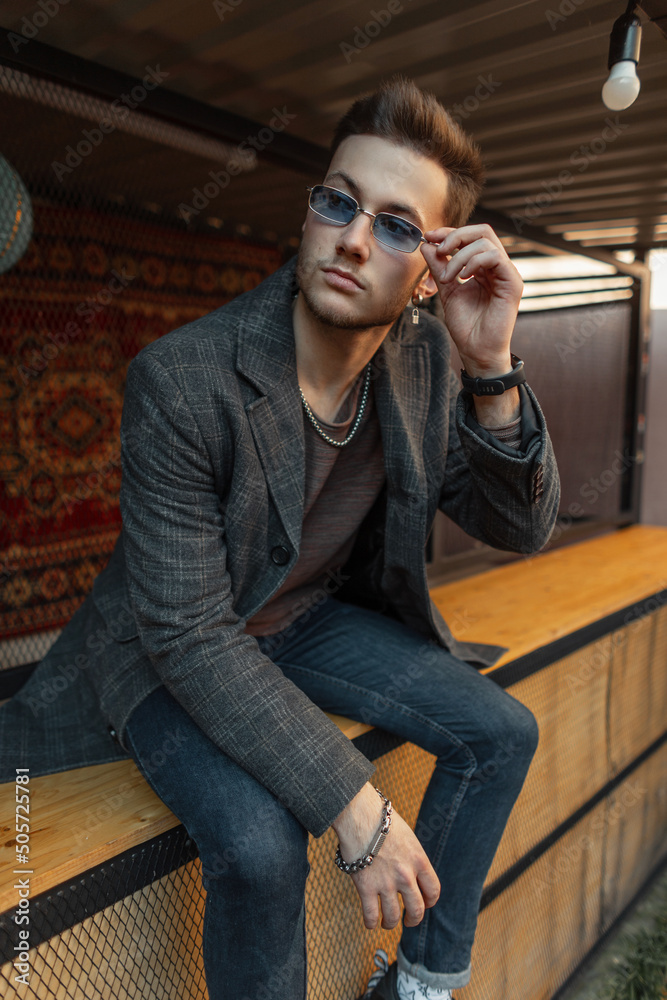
[124,595,538,999]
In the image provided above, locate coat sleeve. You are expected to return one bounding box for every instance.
[439,368,560,554]
[119,350,375,837]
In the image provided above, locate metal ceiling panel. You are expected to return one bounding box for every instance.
[1,0,666,253]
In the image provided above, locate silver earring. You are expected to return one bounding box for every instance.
[411,291,424,325]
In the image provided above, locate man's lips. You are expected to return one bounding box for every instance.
[322,267,365,291]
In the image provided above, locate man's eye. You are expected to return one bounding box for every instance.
[382,217,411,235]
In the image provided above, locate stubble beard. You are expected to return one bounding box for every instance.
[295,246,411,333]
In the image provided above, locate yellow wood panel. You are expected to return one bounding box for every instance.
[0,760,179,913]
[486,637,612,882]
[430,525,667,670]
[457,747,667,1000]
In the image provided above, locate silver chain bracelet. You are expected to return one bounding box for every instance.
[334,788,393,875]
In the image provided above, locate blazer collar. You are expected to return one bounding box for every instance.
[235,256,300,394]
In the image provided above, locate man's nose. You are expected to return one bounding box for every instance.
[336,211,373,258]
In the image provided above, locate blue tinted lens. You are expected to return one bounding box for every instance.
[374,214,422,251]
[310,186,356,223]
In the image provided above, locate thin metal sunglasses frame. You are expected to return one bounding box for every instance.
[306,184,436,253]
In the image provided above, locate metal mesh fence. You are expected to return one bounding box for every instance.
[0,57,641,683]
[0,826,208,999]
[0,51,663,1000]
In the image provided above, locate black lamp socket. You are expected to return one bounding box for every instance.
[608,9,642,69]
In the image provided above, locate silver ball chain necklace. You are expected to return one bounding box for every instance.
[299,362,372,448]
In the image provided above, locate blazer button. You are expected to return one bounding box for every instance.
[271,545,290,566]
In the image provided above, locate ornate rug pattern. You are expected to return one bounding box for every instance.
[0,200,283,643]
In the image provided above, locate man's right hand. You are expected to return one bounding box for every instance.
[332,782,440,930]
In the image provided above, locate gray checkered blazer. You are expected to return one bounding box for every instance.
[0,256,559,835]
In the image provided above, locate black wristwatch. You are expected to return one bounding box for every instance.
[460,354,526,396]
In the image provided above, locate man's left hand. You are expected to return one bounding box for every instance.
[420,224,523,379]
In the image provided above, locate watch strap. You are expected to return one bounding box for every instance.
[460,353,526,396]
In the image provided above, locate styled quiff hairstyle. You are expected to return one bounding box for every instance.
[330,76,484,228]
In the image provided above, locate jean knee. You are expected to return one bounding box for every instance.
[476,688,539,771]
[498,692,539,761]
[199,805,308,893]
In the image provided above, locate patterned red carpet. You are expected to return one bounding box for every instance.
[0,199,283,641]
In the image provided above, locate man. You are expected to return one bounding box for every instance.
[0,77,559,999]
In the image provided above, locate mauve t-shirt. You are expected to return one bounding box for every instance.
[245,372,384,636]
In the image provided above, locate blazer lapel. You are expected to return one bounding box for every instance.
[235,261,305,555]
[373,324,430,566]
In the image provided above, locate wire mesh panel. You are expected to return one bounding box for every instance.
[0,827,208,999]
[0,51,664,1000]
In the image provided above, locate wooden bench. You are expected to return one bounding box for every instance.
[1,525,666,1000]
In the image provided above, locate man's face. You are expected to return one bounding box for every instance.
[296,134,448,331]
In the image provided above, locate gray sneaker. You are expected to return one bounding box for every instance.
[358,951,394,999]
[359,953,455,999]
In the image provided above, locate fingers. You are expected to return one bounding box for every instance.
[423,223,502,254]
[347,807,441,931]
[417,864,441,909]
[379,888,404,929]
[358,881,422,931]
[441,248,500,286]
[397,883,425,928]
[421,224,522,298]
[358,884,380,930]
[353,862,441,931]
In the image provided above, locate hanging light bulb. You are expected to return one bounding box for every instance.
[602,3,642,110]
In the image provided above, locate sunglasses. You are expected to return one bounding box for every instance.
[306,184,430,253]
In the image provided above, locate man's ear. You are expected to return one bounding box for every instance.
[414,269,439,300]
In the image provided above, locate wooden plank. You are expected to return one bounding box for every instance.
[486,636,613,881]
[0,760,179,914]
[431,526,667,671]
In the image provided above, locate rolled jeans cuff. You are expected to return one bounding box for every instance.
[397,944,472,990]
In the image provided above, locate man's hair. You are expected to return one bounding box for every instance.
[330,76,484,228]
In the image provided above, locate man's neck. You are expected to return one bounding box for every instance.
[291,293,392,419]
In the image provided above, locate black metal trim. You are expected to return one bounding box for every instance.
[0,33,328,176]
[352,728,406,761]
[489,588,667,689]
